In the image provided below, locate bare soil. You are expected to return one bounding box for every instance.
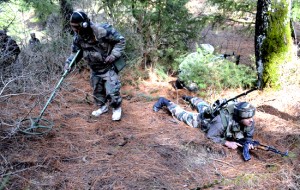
[0,68,299,190]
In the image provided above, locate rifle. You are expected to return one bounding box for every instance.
[237,139,288,161]
[210,87,258,118]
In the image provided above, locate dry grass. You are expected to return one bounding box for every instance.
[1,68,299,189]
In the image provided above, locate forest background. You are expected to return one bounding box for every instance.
[0,0,300,189]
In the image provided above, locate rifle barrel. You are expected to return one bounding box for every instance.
[227,87,258,102]
[257,144,288,156]
[211,87,258,117]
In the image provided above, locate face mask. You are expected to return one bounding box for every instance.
[79,27,93,41]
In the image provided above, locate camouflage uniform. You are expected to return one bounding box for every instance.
[167,97,255,145]
[0,31,20,76]
[65,23,125,108]
[29,33,40,50]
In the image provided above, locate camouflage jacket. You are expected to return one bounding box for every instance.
[65,23,125,72]
[206,115,255,145]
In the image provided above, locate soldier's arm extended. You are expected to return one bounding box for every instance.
[64,37,83,71]
[206,115,242,149]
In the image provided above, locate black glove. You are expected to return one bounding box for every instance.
[105,55,116,64]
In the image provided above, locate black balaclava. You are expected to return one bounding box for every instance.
[70,11,93,41]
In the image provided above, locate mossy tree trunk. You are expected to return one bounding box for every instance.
[255,0,293,89]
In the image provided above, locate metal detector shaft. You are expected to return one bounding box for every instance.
[35,50,81,123]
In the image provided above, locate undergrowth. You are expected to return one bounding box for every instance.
[176,48,257,93]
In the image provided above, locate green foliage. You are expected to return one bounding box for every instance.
[0,1,21,32]
[194,179,223,189]
[208,0,256,12]
[102,0,207,68]
[223,173,266,188]
[292,0,300,21]
[19,0,59,23]
[0,0,59,38]
[0,175,10,189]
[177,48,257,92]
[154,64,168,81]
[206,0,257,27]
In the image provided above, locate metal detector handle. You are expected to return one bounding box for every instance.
[62,50,81,77]
[36,50,81,121]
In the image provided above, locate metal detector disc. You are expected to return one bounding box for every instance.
[18,117,54,135]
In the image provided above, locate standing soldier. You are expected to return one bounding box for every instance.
[29,32,40,49]
[64,11,126,121]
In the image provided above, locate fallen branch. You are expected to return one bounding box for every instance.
[209,158,235,168]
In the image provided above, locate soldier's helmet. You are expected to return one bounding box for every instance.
[70,11,90,29]
[234,102,255,119]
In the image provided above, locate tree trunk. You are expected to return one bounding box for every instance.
[59,0,74,34]
[255,0,293,89]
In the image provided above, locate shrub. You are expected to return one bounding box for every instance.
[177,48,257,92]
[104,0,206,68]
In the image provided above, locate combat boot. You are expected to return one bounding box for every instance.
[182,95,193,102]
[153,97,171,112]
[92,105,108,117]
[112,107,122,121]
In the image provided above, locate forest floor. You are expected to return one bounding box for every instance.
[0,68,299,189]
[1,0,300,188]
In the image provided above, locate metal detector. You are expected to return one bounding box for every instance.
[18,50,81,135]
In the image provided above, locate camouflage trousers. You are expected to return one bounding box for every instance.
[167,97,210,129]
[90,68,122,108]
